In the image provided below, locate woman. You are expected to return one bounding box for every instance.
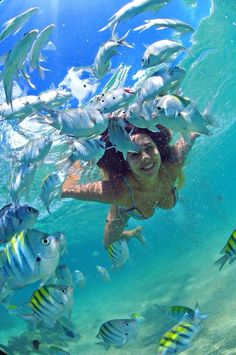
[61,121,198,248]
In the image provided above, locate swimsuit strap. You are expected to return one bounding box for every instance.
[122,176,137,208]
[162,164,177,205]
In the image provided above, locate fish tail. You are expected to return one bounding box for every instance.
[214,254,229,270]
[117,30,134,49]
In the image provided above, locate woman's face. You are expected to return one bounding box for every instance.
[126,134,161,179]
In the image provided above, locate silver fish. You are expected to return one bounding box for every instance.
[100,0,170,34]
[142,40,186,68]
[126,100,160,132]
[0,203,39,244]
[9,162,37,202]
[73,270,85,288]
[2,29,39,106]
[0,89,72,122]
[0,7,39,43]
[134,18,194,34]
[96,318,138,350]
[17,136,52,164]
[108,118,140,159]
[0,230,65,291]
[53,264,73,287]
[29,24,55,78]
[41,107,108,138]
[93,30,133,79]
[40,171,66,213]
[108,238,129,268]
[14,284,73,328]
[96,265,111,282]
[68,138,106,163]
[92,87,137,114]
[153,95,213,141]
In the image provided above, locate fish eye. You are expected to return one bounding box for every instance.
[129,111,133,114]
[141,58,144,62]
[101,94,105,97]
[157,106,162,111]
[41,237,50,246]
[83,84,86,87]
[125,322,129,326]
[61,288,65,293]
[101,100,104,102]
[113,97,116,100]
[27,207,33,212]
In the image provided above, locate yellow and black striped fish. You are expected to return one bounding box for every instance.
[215,229,236,270]
[157,321,199,354]
[28,284,73,328]
[108,238,129,268]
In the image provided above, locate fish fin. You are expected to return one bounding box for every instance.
[181,131,192,144]
[38,65,49,80]
[194,302,200,310]
[95,342,110,350]
[0,52,8,66]
[214,254,229,270]
[0,270,6,294]
[194,308,208,323]
[228,255,236,264]
[147,126,160,133]
[44,40,56,51]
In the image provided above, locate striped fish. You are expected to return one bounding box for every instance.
[9,162,37,203]
[156,303,208,323]
[40,171,66,213]
[0,203,39,244]
[17,136,53,164]
[215,229,236,270]
[0,229,65,291]
[157,321,199,354]
[96,318,138,350]
[27,284,73,328]
[108,238,129,268]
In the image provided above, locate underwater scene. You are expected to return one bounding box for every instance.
[0,0,236,354]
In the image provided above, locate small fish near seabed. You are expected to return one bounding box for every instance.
[73,270,86,288]
[0,203,39,244]
[8,284,73,329]
[96,265,111,282]
[215,229,236,270]
[155,302,208,323]
[108,238,129,269]
[96,314,144,350]
[0,230,65,292]
[157,318,200,354]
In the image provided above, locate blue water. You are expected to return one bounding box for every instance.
[1,0,236,354]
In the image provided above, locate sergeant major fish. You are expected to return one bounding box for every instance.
[99,0,170,34]
[215,229,236,270]
[9,284,73,328]
[67,137,106,163]
[0,229,65,292]
[142,39,186,68]
[157,319,200,354]
[108,238,129,268]
[155,303,208,323]
[0,203,39,244]
[96,316,139,350]
[0,7,39,43]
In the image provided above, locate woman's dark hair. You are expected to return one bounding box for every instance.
[97,122,175,178]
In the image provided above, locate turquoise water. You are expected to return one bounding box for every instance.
[1,0,236,354]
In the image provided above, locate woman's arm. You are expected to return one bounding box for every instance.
[172,133,199,166]
[61,162,125,205]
